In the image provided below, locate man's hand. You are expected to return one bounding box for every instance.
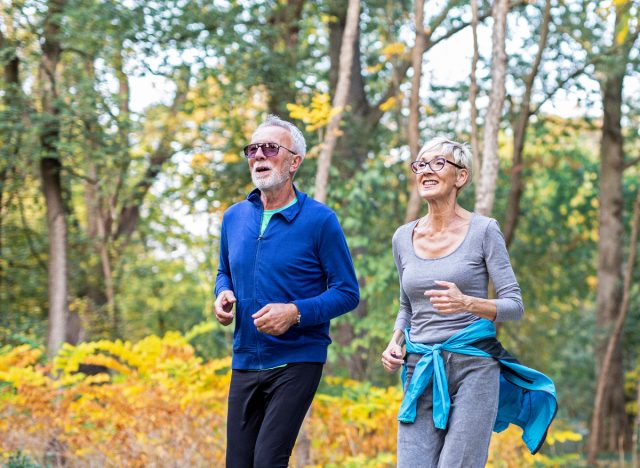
[214,290,237,326]
[252,303,299,336]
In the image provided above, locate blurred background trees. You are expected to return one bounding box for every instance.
[1,0,639,464]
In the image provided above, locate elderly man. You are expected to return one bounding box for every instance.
[214,115,359,468]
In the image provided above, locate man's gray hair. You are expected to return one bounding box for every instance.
[254,114,307,160]
[418,136,473,191]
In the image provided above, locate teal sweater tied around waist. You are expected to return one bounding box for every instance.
[399,319,557,454]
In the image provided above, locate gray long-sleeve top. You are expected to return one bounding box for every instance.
[392,213,524,344]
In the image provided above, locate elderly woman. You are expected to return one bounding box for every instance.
[381,137,557,467]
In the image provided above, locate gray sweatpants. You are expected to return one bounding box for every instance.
[397,351,500,468]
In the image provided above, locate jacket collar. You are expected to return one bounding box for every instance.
[247,185,307,223]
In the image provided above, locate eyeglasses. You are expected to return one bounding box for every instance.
[410,157,465,174]
[243,142,297,159]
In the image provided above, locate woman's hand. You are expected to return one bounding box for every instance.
[424,280,470,314]
[381,341,405,373]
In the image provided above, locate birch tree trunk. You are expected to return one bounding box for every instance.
[404,0,426,223]
[314,0,361,203]
[474,0,509,216]
[469,0,481,188]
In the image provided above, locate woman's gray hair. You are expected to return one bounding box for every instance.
[254,114,307,160]
[418,136,473,191]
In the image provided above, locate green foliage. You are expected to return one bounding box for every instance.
[4,451,41,468]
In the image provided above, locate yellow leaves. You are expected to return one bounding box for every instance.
[320,13,339,23]
[379,96,398,112]
[190,152,209,168]
[381,42,406,59]
[0,335,581,466]
[546,429,583,445]
[366,63,383,74]
[616,22,630,45]
[586,275,598,290]
[184,320,216,341]
[0,366,48,388]
[304,377,401,466]
[0,326,232,465]
[83,354,134,376]
[222,152,241,164]
[287,92,340,132]
[0,345,43,371]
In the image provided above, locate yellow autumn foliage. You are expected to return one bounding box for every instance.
[287,93,341,133]
[0,326,581,467]
[0,325,230,467]
[378,96,398,112]
[381,42,406,59]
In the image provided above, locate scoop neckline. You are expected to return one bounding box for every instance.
[410,213,476,261]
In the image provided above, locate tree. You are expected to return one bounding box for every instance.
[39,0,69,357]
[503,0,551,247]
[469,0,481,188]
[404,0,426,223]
[589,183,640,463]
[474,0,509,216]
[314,0,361,203]
[586,0,640,458]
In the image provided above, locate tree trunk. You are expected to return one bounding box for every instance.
[474,0,509,216]
[40,0,69,358]
[314,0,361,203]
[0,29,21,318]
[587,67,630,461]
[469,0,481,189]
[503,0,551,247]
[633,375,640,466]
[265,0,305,116]
[588,183,640,463]
[587,6,639,457]
[404,0,426,224]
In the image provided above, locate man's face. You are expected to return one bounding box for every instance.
[248,126,299,192]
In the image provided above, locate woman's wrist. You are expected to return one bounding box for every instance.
[464,295,497,321]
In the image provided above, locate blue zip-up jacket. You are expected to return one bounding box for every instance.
[215,187,360,370]
[400,319,557,454]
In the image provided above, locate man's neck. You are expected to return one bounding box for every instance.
[260,183,296,210]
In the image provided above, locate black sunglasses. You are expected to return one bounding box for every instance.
[410,157,465,174]
[243,142,297,159]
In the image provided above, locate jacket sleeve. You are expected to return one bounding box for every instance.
[214,215,233,296]
[484,219,524,322]
[293,212,360,326]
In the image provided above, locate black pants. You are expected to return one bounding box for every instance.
[226,362,323,468]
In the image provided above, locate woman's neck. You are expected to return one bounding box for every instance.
[421,201,468,232]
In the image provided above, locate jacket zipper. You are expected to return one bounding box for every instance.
[253,205,264,369]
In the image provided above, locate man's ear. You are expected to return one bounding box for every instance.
[289,154,302,173]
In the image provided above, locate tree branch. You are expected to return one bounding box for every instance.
[530,60,593,116]
[624,155,640,170]
[113,68,191,244]
[369,3,493,127]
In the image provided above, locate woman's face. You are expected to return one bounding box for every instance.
[413,151,466,201]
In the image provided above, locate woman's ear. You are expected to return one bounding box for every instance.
[456,168,469,189]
